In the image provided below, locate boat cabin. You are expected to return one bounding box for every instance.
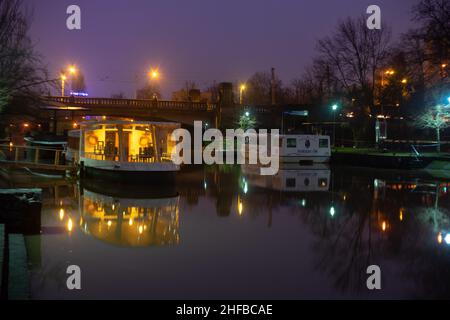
[79,120,180,164]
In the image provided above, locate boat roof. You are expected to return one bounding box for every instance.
[80,120,180,126]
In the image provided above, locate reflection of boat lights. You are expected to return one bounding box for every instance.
[112,204,115,210]
[59,208,65,221]
[329,206,335,217]
[67,218,73,232]
[445,233,450,245]
[129,218,133,226]
[243,182,248,194]
[238,201,243,215]
[204,181,207,190]
[301,199,306,207]
[382,221,387,232]
[438,233,443,244]
[138,225,143,234]
[107,220,112,227]
[399,208,404,221]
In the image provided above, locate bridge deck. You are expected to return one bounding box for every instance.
[42,96,217,112]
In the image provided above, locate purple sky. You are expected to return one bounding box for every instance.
[27,0,417,98]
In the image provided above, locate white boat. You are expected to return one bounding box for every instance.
[279,134,330,164]
[242,164,330,192]
[77,120,180,182]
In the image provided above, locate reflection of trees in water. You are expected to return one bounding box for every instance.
[302,171,450,298]
[179,165,450,297]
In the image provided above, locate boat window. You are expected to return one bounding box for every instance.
[319,139,329,148]
[286,178,296,188]
[286,138,297,148]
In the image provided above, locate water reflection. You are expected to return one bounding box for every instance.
[79,187,179,247]
[2,164,450,298]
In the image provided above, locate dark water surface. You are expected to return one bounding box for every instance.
[7,165,450,299]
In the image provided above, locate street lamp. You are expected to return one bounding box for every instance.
[331,104,338,147]
[60,74,67,97]
[239,84,246,105]
[149,68,159,80]
[60,65,78,97]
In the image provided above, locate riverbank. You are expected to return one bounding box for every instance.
[332,147,450,171]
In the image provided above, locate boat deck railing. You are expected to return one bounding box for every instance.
[83,152,173,163]
[0,144,74,172]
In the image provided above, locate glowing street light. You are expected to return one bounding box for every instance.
[149,68,159,80]
[68,65,77,75]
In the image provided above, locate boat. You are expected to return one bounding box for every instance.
[242,163,330,192]
[77,120,180,182]
[243,133,330,165]
[78,183,180,247]
[279,134,330,164]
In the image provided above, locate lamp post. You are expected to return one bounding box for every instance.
[239,84,246,105]
[60,65,77,97]
[331,104,338,147]
[60,74,67,97]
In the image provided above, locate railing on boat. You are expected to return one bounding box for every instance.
[0,144,73,172]
[83,152,173,163]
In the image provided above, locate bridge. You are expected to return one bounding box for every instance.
[37,93,284,134]
[40,96,220,128]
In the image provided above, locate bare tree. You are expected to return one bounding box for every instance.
[415,104,450,152]
[316,16,391,115]
[245,71,282,105]
[136,83,161,99]
[0,0,47,114]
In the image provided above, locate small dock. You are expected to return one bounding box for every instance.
[0,144,76,175]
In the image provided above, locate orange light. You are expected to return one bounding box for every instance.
[382,221,387,232]
[442,64,447,68]
[68,65,77,75]
[23,123,29,127]
[149,69,159,79]
[438,233,443,244]
[401,78,407,84]
[60,74,67,81]
[67,218,73,232]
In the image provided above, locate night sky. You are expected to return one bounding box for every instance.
[27,0,417,98]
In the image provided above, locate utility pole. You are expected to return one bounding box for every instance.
[271,67,276,106]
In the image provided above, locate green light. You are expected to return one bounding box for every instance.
[329,206,335,217]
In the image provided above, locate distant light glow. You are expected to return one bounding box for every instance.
[67,218,73,232]
[445,233,450,245]
[138,225,143,234]
[331,104,338,111]
[301,199,306,207]
[329,206,335,217]
[438,233,443,244]
[107,220,112,227]
[245,111,250,117]
[243,181,248,194]
[382,221,387,232]
[70,91,88,97]
[59,208,65,221]
[238,201,243,215]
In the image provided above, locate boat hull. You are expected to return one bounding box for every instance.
[83,166,177,183]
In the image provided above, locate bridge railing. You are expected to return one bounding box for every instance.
[43,96,217,112]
